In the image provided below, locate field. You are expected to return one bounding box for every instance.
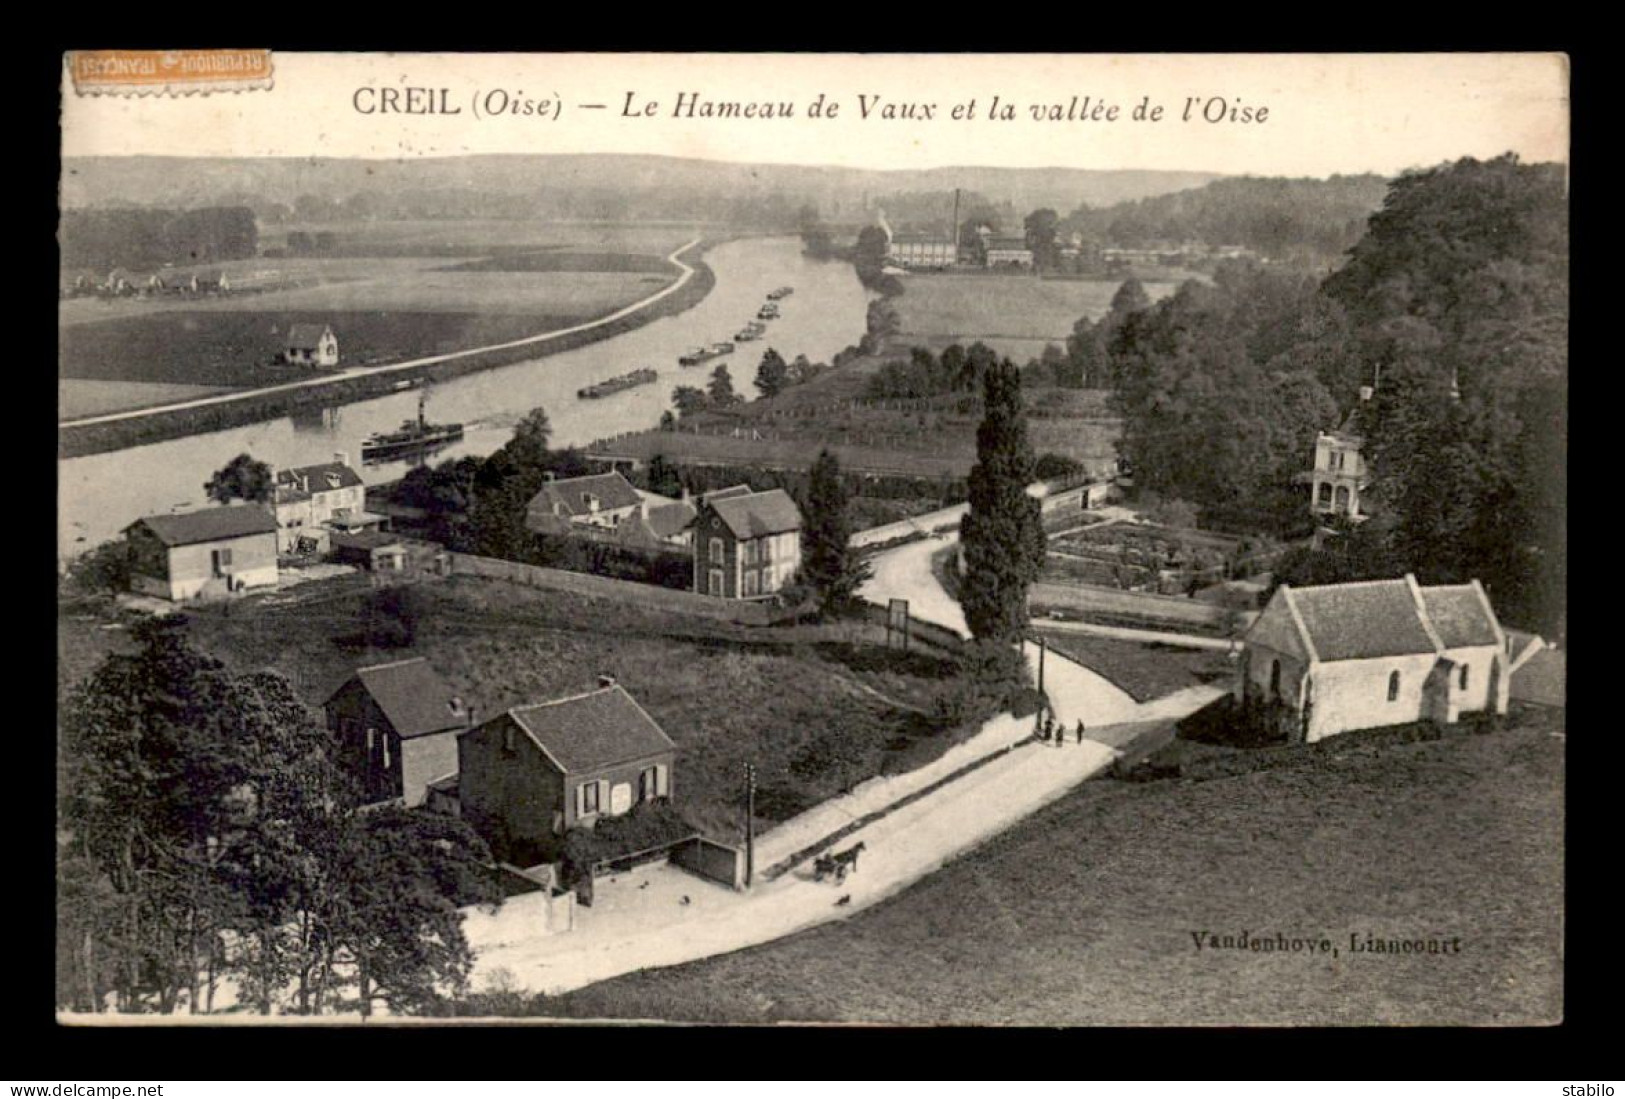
[890,273,1182,361]
[1032,631,1235,703]
[529,718,1564,1024]
[57,573,992,846]
[58,379,238,419]
[57,221,696,409]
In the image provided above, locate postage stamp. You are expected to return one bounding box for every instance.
[66,49,273,96]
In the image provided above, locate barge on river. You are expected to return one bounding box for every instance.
[578,367,659,400]
[678,341,736,366]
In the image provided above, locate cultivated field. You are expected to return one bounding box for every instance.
[57,221,695,407]
[58,379,239,420]
[534,717,1564,1024]
[890,274,1181,361]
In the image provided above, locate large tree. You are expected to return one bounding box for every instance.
[707,365,740,408]
[958,360,1048,642]
[798,449,871,614]
[204,454,274,505]
[754,348,791,399]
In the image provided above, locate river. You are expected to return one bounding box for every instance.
[58,237,870,558]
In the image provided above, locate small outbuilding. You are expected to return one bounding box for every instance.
[285,323,340,367]
[123,506,279,602]
[325,657,473,808]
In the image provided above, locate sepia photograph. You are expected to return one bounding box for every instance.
[54,51,1568,1026]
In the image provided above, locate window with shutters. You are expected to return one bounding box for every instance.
[581,781,600,815]
[1459,664,1469,691]
[1387,671,1401,702]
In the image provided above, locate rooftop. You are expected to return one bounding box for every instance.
[339,657,467,740]
[287,323,333,349]
[1272,575,1505,663]
[127,506,278,548]
[505,684,677,775]
[707,488,803,540]
[528,471,644,519]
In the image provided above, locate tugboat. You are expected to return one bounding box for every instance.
[678,341,736,366]
[360,392,464,462]
[767,286,794,300]
[578,367,659,399]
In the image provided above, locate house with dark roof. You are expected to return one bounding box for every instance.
[525,471,646,536]
[325,658,473,807]
[457,680,676,863]
[285,323,339,367]
[123,506,280,601]
[693,487,804,599]
[1237,574,1509,741]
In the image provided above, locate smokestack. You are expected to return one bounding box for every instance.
[951,187,961,255]
[875,208,893,244]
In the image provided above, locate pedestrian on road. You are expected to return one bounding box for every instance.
[1076,719,1086,745]
[1036,713,1047,742]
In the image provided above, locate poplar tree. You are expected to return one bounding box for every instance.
[958,360,1047,642]
[800,449,870,614]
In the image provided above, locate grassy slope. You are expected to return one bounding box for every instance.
[1033,631,1235,703]
[536,722,1563,1025]
[58,575,984,845]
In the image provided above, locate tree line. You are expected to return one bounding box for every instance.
[61,206,259,271]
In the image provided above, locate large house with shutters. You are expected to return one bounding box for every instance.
[123,506,280,602]
[324,658,473,808]
[692,487,803,600]
[272,457,381,552]
[456,680,676,864]
[1236,574,1510,742]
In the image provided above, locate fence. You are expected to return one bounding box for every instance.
[853,600,968,660]
[1030,580,1236,630]
[449,552,789,626]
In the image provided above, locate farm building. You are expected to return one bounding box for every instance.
[285,324,340,367]
[1236,574,1510,742]
[123,506,279,602]
[325,657,473,808]
[693,487,803,600]
[329,530,448,575]
[457,680,677,864]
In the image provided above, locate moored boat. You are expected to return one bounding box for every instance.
[578,367,659,399]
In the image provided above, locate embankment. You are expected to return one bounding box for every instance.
[58,249,716,460]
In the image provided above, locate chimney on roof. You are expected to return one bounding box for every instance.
[543,470,556,483]
[597,674,617,689]
[334,451,348,468]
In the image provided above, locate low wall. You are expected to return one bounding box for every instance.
[672,837,747,891]
[449,552,788,626]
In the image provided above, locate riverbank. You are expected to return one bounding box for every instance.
[58,244,717,460]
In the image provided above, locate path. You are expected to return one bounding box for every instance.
[463,530,1223,998]
[59,239,703,428]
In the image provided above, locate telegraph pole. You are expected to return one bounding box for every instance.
[1037,635,1047,696]
[744,762,757,889]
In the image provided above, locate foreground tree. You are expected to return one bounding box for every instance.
[958,360,1047,642]
[204,454,274,505]
[798,449,871,615]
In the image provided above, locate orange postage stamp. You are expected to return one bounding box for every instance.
[66,49,273,96]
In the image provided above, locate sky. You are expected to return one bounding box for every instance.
[61,52,1569,178]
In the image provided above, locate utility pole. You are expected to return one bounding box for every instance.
[744,762,757,889]
[1037,635,1047,696]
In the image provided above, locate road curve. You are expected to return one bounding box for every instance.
[59,238,704,429]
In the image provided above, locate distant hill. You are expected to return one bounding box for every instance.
[59,154,1222,224]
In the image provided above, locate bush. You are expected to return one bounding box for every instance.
[61,540,130,599]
